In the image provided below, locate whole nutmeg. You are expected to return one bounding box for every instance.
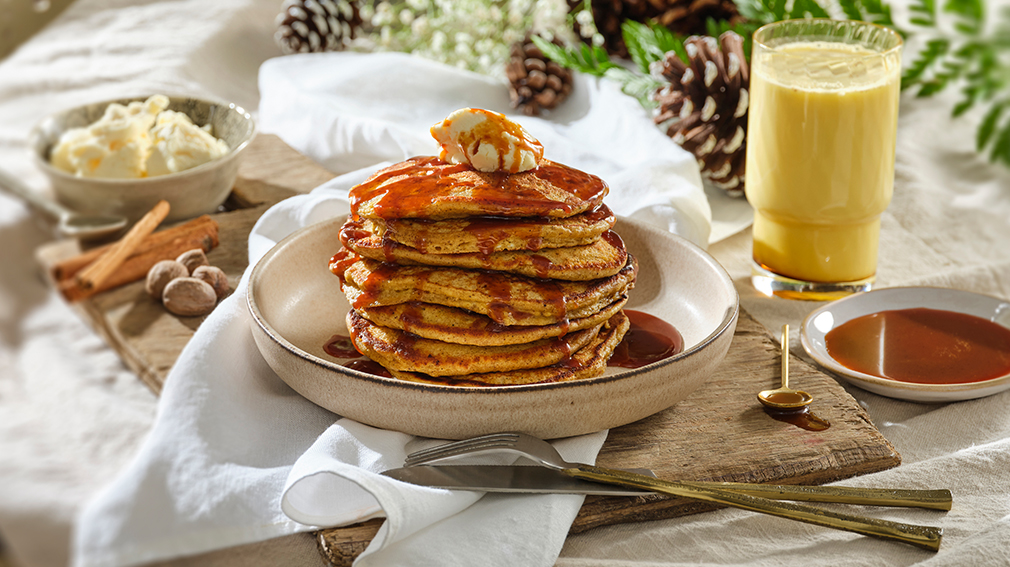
[192,265,230,300]
[162,277,217,317]
[145,260,189,299]
[176,249,209,274]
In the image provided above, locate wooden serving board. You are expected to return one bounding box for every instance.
[35,135,900,566]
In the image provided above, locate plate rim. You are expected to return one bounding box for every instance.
[247,214,740,394]
[800,286,1010,399]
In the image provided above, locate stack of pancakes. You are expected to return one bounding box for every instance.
[329,155,637,386]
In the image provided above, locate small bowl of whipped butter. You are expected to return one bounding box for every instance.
[30,94,255,224]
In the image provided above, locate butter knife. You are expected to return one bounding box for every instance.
[382,465,654,496]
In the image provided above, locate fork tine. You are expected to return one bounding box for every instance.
[407,433,519,459]
[404,433,520,465]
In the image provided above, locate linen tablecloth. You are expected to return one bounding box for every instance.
[1,1,1009,567]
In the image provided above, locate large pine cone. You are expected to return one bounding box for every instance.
[275,0,363,54]
[651,32,749,196]
[569,0,743,58]
[506,35,575,116]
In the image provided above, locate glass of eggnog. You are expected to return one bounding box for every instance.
[746,19,902,300]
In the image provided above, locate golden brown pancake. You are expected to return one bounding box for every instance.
[348,310,603,376]
[357,296,628,346]
[363,205,616,255]
[350,157,609,220]
[390,311,630,386]
[342,225,628,281]
[331,251,638,326]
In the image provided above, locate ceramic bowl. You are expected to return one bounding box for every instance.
[801,287,1010,402]
[29,95,255,224]
[247,216,739,440]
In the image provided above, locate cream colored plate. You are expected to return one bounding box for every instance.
[247,216,739,439]
[801,287,1010,403]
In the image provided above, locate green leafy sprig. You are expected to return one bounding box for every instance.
[531,25,668,109]
[899,0,1010,165]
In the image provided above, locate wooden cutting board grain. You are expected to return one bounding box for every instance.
[35,134,900,566]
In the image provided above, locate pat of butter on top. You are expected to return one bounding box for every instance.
[430,108,544,173]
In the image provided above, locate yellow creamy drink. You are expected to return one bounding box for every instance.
[747,22,902,286]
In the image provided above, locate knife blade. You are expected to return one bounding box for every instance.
[382,465,655,496]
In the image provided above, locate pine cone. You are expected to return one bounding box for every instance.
[651,31,749,196]
[506,35,574,116]
[275,0,362,55]
[569,0,743,58]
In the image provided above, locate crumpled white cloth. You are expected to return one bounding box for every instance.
[73,52,713,567]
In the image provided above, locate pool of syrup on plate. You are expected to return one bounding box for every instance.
[825,307,1010,384]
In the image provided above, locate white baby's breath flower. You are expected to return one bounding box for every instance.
[477,54,493,73]
[411,15,429,36]
[431,29,447,52]
[592,32,605,46]
[399,8,414,25]
[502,28,522,44]
[475,38,495,55]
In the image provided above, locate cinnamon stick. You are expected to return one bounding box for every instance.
[73,200,171,292]
[58,221,219,302]
[51,215,216,282]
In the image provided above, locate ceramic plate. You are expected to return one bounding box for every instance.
[247,216,739,439]
[801,287,1010,403]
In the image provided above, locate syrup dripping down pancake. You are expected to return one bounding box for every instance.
[362,205,616,255]
[389,311,630,386]
[342,223,629,281]
[350,157,609,220]
[331,252,638,326]
[356,296,628,346]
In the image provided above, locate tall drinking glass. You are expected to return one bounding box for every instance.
[746,20,903,300]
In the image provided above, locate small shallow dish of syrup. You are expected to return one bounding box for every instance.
[247,215,739,440]
[801,287,1010,403]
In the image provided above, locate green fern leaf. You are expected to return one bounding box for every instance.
[532,36,616,77]
[977,102,1007,151]
[909,0,937,26]
[989,118,1010,166]
[837,0,864,20]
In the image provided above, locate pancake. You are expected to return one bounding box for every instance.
[342,224,629,281]
[332,251,638,326]
[390,311,631,386]
[357,296,628,346]
[348,310,603,376]
[350,157,609,220]
[363,205,616,255]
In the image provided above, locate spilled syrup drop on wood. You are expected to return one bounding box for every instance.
[763,407,831,432]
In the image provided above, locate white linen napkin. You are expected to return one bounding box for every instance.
[73,53,711,567]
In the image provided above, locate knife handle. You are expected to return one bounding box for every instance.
[565,465,943,552]
[678,481,953,511]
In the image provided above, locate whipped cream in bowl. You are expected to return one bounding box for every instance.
[31,95,255,226]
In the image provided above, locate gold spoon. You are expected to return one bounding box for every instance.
[758,324,814,409]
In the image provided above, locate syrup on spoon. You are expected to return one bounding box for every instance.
[758,324,814,409]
